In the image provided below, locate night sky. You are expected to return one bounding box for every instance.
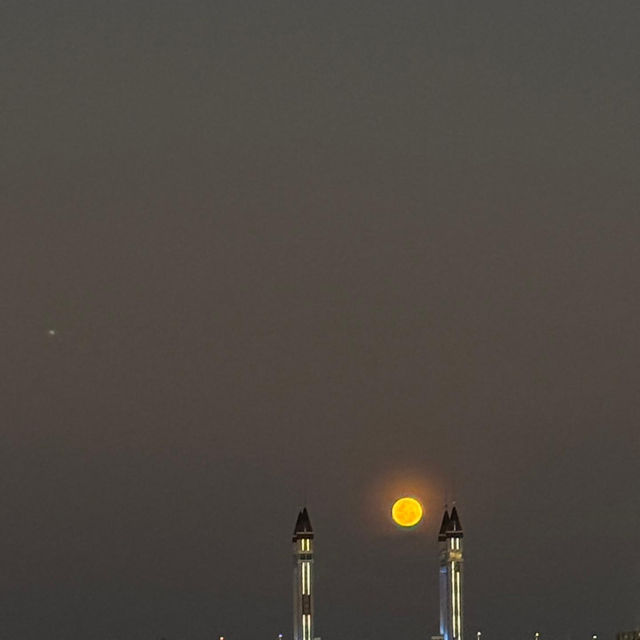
[2,1,640,639]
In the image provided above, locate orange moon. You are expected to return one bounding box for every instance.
[391,497,424,527]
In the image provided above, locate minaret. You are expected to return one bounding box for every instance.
[292,507,314,640]
[438,505,464,640]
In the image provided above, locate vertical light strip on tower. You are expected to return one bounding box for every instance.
[438,506,464,640]
[292,507,314,640]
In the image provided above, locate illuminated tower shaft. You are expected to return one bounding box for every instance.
[293,508,314,640]
[438,506,464,640]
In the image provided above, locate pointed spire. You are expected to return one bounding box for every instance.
[448,505,463,538]
[438,508,450,541]
[292,507,314,541]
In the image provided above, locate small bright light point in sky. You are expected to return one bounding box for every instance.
[47,329,57,336]
[391,496,423,527]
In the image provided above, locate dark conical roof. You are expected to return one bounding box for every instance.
[438,505,464,540]
[448,506,463,538]
[292,507,314,541]
[438,509,450,542]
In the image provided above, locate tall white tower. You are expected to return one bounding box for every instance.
[292,507,314,640]
[438,506,464,640]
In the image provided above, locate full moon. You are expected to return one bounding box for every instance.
[391,496,424,527]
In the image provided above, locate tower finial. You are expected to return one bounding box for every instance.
[438,507,451,542]
[292,507,313,541]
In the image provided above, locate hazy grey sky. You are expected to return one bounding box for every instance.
[2,1,640,639]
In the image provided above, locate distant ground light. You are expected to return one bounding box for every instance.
[391,496,424,528]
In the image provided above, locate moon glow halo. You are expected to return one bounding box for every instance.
[391,496,424,527]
